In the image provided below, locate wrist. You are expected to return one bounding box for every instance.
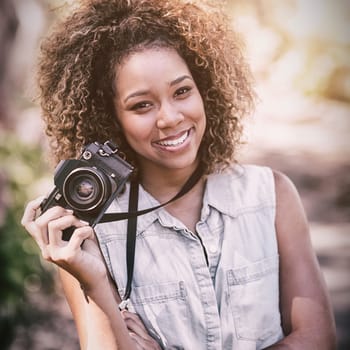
[80,274,111,302]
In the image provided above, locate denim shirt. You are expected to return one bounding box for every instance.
[95,164,284,349]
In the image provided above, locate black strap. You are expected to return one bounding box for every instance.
[115,163,204,309]
[100,163,204,223]
[123,178,138,303]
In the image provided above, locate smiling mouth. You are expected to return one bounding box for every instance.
[155,130,190,147]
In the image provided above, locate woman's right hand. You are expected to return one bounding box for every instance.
[122,310,162,350]
[21,196,108,292]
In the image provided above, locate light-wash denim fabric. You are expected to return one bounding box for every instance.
[95,164,284,349]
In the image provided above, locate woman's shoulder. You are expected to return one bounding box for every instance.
[213,163,276,190]
[271,169,300,201]
[222,163,297,194]
[212,163,303,208]
[220,162,273,176]
[271,168,307,230]
[205,163,278,215]
[238,165,302,209]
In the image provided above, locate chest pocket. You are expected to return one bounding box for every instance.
[131,281,189,349]
[227,255,283,343]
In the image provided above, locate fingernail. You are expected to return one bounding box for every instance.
[66,209,74,214]
[80,220,89,225]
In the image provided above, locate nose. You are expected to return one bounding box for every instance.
[156,102,184,129]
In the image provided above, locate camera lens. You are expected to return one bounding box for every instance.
[76,179,94,198]
[62,167,111,212]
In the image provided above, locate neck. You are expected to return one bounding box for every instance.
[138,161,201,202]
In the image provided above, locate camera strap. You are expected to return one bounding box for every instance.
[99,162,204,223]
[118,176,139,310]
[100,163,204,310]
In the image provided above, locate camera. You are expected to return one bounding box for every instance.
[40,141,134,240]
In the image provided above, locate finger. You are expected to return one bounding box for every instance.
[129,332,145,349]
[21,197,49,249]
[122,311,162,349]
[68,225,94,251]
[129,332,160,350]
[35,205,74,228]
[47,215,89,246]
[122,311,148,332]
[44,226,92,268]
[122,311,150,340]
[24,221,48,258]
[21,196,45,227]
[36,206,74,244]
[80,233,104,259]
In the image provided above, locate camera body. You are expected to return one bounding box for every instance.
[40,141,134,240]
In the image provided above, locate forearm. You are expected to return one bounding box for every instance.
[59,269,136,350]
[264,328,336,350]
[83,283,135,350]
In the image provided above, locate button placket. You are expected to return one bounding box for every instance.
[187,233,222,349]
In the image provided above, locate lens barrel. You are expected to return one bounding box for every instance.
[62,167,112,212]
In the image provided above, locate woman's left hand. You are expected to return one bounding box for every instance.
[121,310,162,350]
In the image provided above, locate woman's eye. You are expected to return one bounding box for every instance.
[174,86,191,98]
[131,101,152,111]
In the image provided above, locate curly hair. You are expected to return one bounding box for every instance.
[38,0,255,173]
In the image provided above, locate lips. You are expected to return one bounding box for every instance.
[154,129,190,147]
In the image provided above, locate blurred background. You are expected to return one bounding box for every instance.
[0,0,349,349]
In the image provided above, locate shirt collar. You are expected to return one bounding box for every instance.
[133,184,162,234]
[120,164,245,234]
[203,164,244,219]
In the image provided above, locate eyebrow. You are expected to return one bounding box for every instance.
[123,74,193,103]
[123,89,149,103]
[169,74,193,86]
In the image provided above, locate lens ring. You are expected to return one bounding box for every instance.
[62,167,110,212]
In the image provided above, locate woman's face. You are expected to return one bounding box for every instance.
[113,47,206,174]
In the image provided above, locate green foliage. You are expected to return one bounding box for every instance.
[0,133,54,348]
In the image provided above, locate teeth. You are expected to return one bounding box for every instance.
[157,131,188,147]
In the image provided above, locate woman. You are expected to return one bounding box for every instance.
[21,0,336,349]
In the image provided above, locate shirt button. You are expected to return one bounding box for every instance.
[208,244,218,254]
